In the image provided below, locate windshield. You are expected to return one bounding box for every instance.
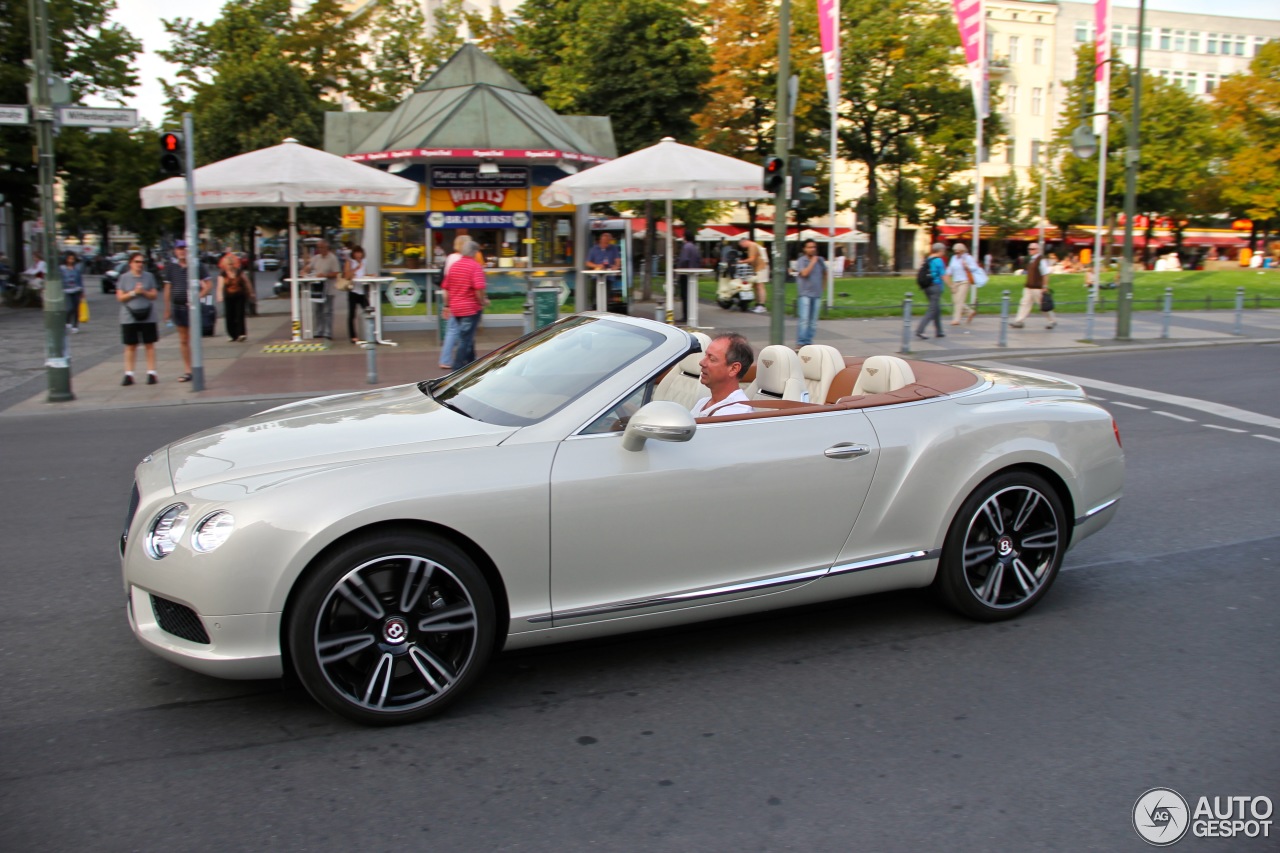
[424,316,667,426]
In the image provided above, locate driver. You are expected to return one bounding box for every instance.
[691,333,755,418]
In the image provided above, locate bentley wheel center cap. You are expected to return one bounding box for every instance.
[997,536,1015,558]
[383,616,409,645]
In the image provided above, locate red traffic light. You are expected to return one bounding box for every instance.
[763,156,784,194]
[159,131,184,176]
[161,132,181,152]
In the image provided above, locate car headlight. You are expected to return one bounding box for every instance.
[146,504,190,559]
[192,511,236,553]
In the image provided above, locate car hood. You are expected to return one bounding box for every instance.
[165,384,516,492]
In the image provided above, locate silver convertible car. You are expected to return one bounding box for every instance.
[121,314,1123,725]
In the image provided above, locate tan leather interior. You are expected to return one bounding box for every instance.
[747,345,808,401]
[654,332,712,410]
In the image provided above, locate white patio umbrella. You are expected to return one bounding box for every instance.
[540,137,769,319]
[141,138,420,341]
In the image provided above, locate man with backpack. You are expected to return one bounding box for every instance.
[915,242,947,339]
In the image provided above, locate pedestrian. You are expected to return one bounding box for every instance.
[438,235,483,368]
[585,232,622,311]
[218,253,251,341]
[304,240,341,339]
[162,240,212,383]
[794,239,827,346]
[676,233,702,323]
[440,240,489,367]
[116,252,160,386]
[345,245,370,344]
[61,252,84,333]
[916,242,948,340]
[1009,245,1056,329]
[944,242,981,325]
[738,235,770,313]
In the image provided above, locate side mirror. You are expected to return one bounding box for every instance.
[622,401,696,452]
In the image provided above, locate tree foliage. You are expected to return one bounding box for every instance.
[358,0,465,110]
[1213,41,1280,230]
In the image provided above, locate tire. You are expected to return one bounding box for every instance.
[935,471,1066,621]
[288,530,495,725]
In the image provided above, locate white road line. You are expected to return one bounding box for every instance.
[976,363,1280,430]
[1154,411,1195,422]
[1204,424,1247,434]
[1111,401,1148,410]
[1252,434,1280,444]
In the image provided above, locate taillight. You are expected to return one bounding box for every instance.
[1113,418,1122,448]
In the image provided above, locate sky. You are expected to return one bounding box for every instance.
[112,0,1280,128]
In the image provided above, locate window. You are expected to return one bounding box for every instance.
[1008,36,1020,63]
[1031,140,1043,167]
[1184,72,1198,94]
[1174,30,1186,52]
[1034,38,1044,65]
[1188,32,1200,53]
[1254,37,1268,57]
[1159,28,1171,51]
[1076,21,1091,43]
[1204,73,1218,94]
[986,32,995,57]
[1207,33,1219,55]
[1232,35,1246,56]
[1031,87,1043,116]
[1142,27,1152,49]
[1006,85,1019,114]
[1006,138,1016,166]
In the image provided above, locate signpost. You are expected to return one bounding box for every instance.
[0,105,30,125]
[56,106,138,129]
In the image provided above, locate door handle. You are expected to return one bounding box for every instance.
[824,443,870,459]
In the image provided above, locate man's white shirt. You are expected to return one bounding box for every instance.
[690,389,753,417]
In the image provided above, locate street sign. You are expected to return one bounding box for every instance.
[57,106,138,129]
[0,105,30,125]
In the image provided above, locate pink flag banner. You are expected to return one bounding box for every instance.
[817,0,841,110]
[1094,0,1112,132]
[951,0,985,117]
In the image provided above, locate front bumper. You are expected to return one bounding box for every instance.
[127,584,284,680]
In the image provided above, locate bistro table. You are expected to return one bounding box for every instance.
[285,276,325,339]
[674,267,714,328]
[354,277,398,345]
[579,268,619,313]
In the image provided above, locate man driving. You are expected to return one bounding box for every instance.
[690,333,755,418]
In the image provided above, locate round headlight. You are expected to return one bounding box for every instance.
[192,511,236,553]
[146,504,190,559]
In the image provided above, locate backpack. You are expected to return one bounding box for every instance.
[916,257,935,290]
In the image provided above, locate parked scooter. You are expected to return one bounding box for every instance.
[716,262,756,311]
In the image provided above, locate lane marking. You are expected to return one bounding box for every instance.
[976,363,1280,430]
[1111,401,1148,410]
[1252,434,1280,444]
[1204,424,1246,434]
[1154,411,1195,422]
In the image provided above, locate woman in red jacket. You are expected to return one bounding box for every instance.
[440,240,489,367]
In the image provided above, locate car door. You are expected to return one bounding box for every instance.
[547,409,881,626]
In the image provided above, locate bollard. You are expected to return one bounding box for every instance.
[1233,287,1245,336]
[900,293,913,354]
[365,307,378,384]
[1161,287,1173,339]
[1083,290,1096,343]
[997,290,1010,348]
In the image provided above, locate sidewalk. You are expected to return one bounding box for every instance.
[4,291,1278,417]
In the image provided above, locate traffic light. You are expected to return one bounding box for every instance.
[159,131,184,176]
[763,156,785,194]
[789,156,818,206]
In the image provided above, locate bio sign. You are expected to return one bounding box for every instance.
[386,279,421,309]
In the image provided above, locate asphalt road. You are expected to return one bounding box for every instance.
[1,344,1276,852]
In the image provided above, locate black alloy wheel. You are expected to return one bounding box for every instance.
[289,531,495,725]
[936,471,1066,621]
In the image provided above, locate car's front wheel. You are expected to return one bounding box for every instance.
[288,530,495,725]
[935,471,1066,621]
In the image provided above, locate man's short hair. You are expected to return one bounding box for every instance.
[461,240,480,257]
[715,332,753,379]
[931,242,947,254]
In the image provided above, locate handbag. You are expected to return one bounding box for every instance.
[335,276,353,291]
[1040,288,1055,312]
[127,301,151,322]
[78,297,89,323]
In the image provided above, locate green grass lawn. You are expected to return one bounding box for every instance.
[482,268,1279,318]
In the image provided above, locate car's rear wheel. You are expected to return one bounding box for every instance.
[288,530,494,725]
[936,471,1066,621]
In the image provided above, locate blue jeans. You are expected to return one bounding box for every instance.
[453,313,480,367]
[795,295,820,346]
[439,316,459,366]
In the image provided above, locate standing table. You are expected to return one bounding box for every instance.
[286,277,325,339]
[355,277,398,345]
[674,267,714,328]
[579,269,618,313]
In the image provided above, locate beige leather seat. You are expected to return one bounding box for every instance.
[850,355,917,395]
[798,345,845,404]
[747,345,808,401]
[655,332,712,410]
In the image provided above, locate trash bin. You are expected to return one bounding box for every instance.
[532,285,560,329]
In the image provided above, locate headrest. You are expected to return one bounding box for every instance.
[798,345,844,383]
[677,332,711,377]
[851,355,917,395]
[754,345,804,398]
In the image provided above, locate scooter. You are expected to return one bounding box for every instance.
[716,262,756,311]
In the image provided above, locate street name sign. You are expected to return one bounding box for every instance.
[0,105,30,125]
[57,107,139,128]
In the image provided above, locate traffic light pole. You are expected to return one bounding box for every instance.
[30,0,72,402]
[183,113,205,391]
[771,0,791,346]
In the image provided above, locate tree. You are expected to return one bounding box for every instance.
[358,0,465,110]
[1213,41,1280,248]
[981,172,1034,260]
[0,0,140,262]
[837,0,994,268]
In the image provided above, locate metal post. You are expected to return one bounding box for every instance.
[998,289,1010,348]
[900,293,913,354]
[770,0,792,346]
[365,308,378,383]
[30,0,71,401]
[183,113,204,391]
[1084,291,1096,342]
[1161,286,1172,338]
[1233,287,1245,336]
[1117,0,1146,341]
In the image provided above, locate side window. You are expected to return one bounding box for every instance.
[581,380,656,435]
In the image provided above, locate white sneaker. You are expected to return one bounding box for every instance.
[751,304,767,313]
